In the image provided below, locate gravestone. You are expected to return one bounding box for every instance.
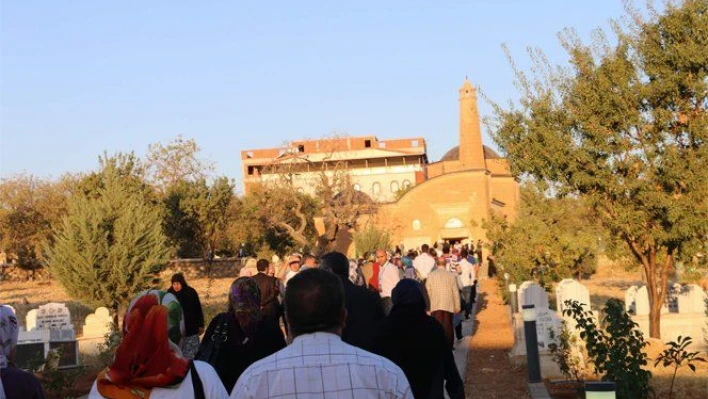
[25,309,38,331]
[535,307,563,350]
[16,303,78,370]
[36,303,72,330]
[625,286,639,313]
[82,307,112,338]
[555,279,591,314]
[635,286,650,316]
[517,282,549,311]
[677,284,708,314]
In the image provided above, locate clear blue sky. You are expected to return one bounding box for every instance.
[1,0,628,187]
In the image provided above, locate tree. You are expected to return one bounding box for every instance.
[145,135,215,193]
[490,0,708,338]
[353,221,393,258]
[483,183,607,285]
[46,154,169,325]
[0,174,71,276]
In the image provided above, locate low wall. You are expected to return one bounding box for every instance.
[633,313,707,352]
[1,258,246,282]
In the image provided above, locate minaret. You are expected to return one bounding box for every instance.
[458,78,486,170]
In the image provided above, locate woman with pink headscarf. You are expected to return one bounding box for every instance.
[0,304,45,399]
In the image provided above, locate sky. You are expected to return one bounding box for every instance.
[1,0,628,188]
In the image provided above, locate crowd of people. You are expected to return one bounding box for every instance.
[0,242,484,399]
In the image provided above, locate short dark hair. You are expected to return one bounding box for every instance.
[285,268,344,337]
[421,244,429,252]
[320,252,349,279]
[442,245,451,254]
[256,258,270,272]
[302,254,317,264]
[460,249,469,258]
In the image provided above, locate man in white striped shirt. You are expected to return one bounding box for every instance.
[231,268,413,399]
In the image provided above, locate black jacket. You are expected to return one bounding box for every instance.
[168,284,205,336]
[252,272,281,322]
[198,312,286,394]
[340,278,385,352]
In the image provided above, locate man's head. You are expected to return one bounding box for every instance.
[256,258,270,272]
[284,268,346,338]
[436,257,447,269]
[319,251,349,280]
[460,249,469,258]
[287,254,302,271]
[421,243,429,253]
[442,245,451,255]
[302,254,317,268]
[375,249,388,264]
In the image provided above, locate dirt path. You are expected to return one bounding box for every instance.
[464,279,530,398]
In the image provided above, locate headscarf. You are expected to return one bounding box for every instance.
[391,279,427,314]
[228,277,261,340]
[0,305,19,369]
[96,290,189,399]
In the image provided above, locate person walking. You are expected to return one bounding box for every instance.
[88,290,227,399]
[425,258,461,349]
[168,273,205,359]
[373,280,464,399]
[197,278,286,394]
[320,251,385,352]
[377,249,400,315]
[251,259,281,326]
[413,244,435,280]
[230,269,413,399]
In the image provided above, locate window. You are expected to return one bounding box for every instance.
[444,218,464,229]
[371,182,381,196]
[364,140,372,148]
[412,220,422,231]
[247,166,255,175]
[402,180,412,189]
[390,181,400,193]
[298,144,305,153]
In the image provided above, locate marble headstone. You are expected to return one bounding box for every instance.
[518,282,549,310]
[677,284,708,314]
[635,286,650,316]
[82,307,112,338]
[36,303,72,330]
[555,279,591,314]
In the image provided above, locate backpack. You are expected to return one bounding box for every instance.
[195,314,229,367]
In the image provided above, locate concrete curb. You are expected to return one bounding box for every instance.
[528,382,552,399]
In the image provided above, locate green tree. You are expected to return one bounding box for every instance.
[490,0,708,338]
[353,222,393,258]
[483,184,606,285]
[145,135,215,192]
[0,174,71,276]
[46,154,169,325]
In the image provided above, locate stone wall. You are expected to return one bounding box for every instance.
[1,258,244,282]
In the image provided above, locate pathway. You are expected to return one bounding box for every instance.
[464,279,531,398]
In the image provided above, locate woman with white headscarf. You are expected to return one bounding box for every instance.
[0,304,45,399]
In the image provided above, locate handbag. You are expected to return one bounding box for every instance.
[196,314,230,366]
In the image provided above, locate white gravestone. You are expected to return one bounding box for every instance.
[635,286,650,316]
[82,307,112,338]
[555,279,591,314]
[535,307,563,350]
[677,284,708,314]
[25,309,38,331]
[36,303,72,330]
[518,282,549,311]
[625,286,639,313]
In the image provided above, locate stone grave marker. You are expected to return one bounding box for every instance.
[82,307,112,338]
[535,307,563,350]
[677,284,708,314]
[25,309,38,331]
[555,279,591,314]
[625,286,639,313]
[36,303,72,330]
[517,282,549,311]
[635,286,650,316]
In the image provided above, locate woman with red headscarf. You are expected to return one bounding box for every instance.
[88,290,228,399]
